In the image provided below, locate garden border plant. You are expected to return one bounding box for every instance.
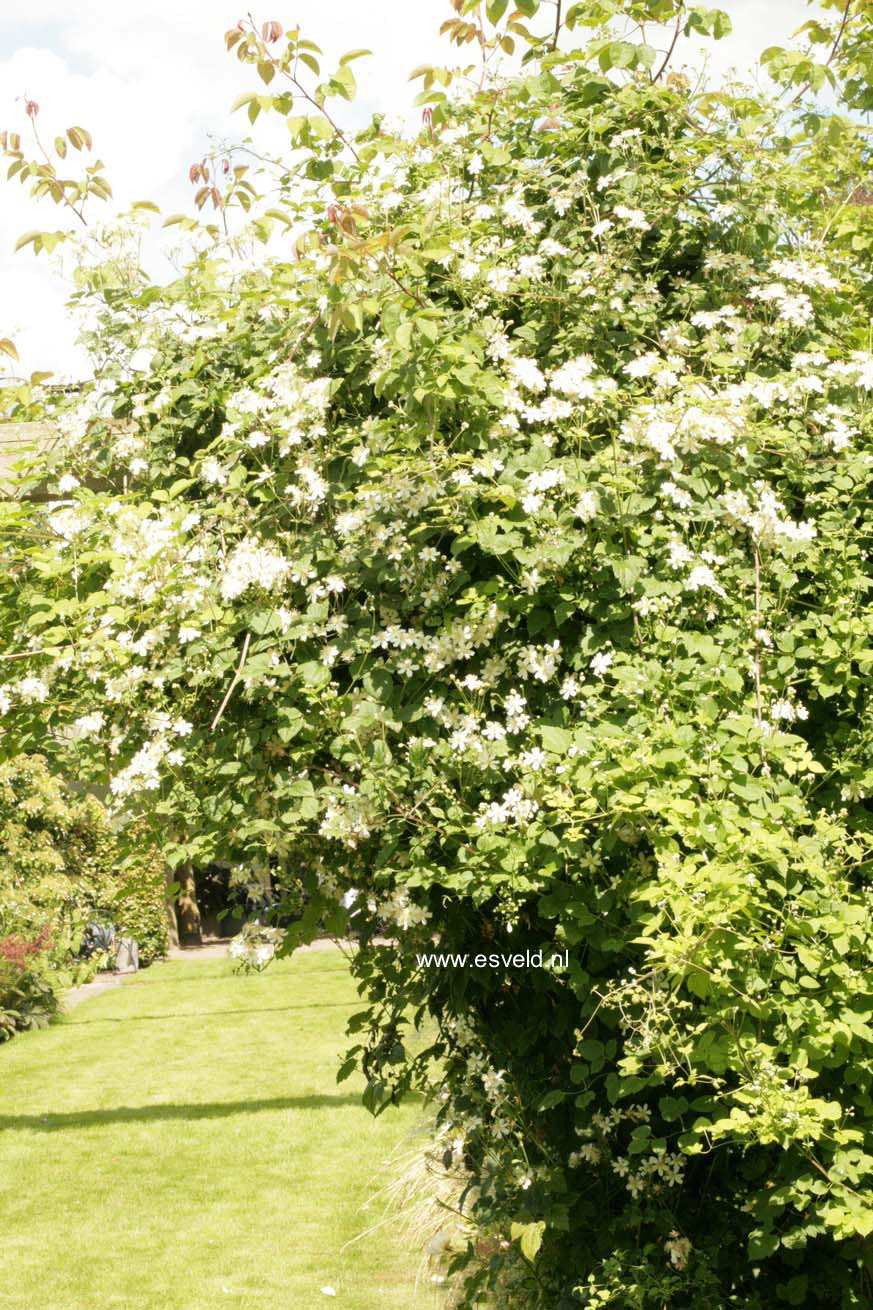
[0,754,169,1040]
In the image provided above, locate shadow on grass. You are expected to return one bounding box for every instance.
[69,1002,353,1024]
[0,1092,368,1134]
[117,964,350,987]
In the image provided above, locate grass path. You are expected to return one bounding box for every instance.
[0,948,437,1310]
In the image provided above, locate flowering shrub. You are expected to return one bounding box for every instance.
[3,0,873,1304]
[228,921,284,973]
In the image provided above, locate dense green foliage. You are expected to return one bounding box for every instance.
[108,837,171,965]
[0,755,168,1039]
[3,0,873,1303]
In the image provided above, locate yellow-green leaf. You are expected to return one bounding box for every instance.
[510,1221,545,1263]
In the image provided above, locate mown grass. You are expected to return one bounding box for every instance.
[0,947,440,1310]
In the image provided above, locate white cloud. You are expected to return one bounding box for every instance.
[0,0,827,380]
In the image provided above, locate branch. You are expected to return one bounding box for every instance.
[753,544,767,767]
[552,0,563,52]
[653,12,683,84]
[287,311,321,361]
[380,260,426,308]
[824,0,853,70]
[238,18,361,165]
[753,546,763,729]
[210,630,251,731]
[30,119,88,228]
[287,73,361,165]
[789,0,854,107]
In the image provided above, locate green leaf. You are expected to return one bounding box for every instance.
[510,1220,545,1262]
[309,116,334,141]
[776,1277,808,1307]
[748,1229,779,1260]
[486,0,509,21]
[686,970,711,999]
[601,41,637,71]
[611,556,645,592]
[541,726,571,754]
[685,633,720,665]
[298,661,331,690]
[66,125,92,150]
[659,1095,689,1122]
[339,48,372,65]
[686,7,733,40]
[331,65,357,100]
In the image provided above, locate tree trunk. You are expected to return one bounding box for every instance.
[176,860,202,945]
[164,866,179,948]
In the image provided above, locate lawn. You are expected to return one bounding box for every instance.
[0,946,439,1310]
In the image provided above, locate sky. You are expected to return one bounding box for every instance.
[0,0,821,382]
